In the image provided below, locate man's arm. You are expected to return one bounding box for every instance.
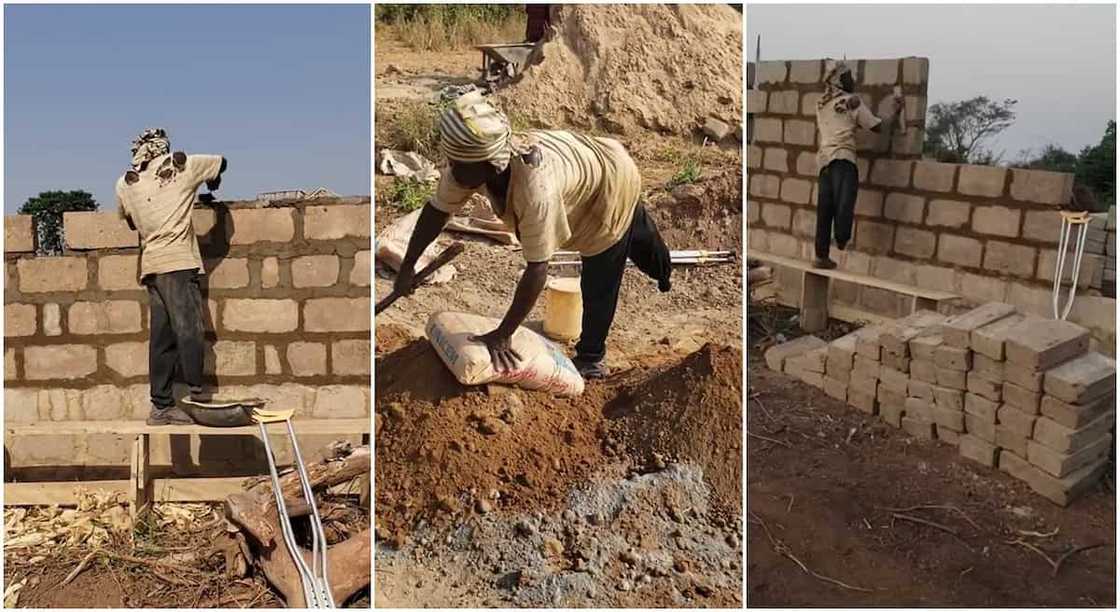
[474,261,548,372]
[205,157,228,191]
[394,202,451,295]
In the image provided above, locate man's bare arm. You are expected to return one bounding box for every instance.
[394,202,451,296]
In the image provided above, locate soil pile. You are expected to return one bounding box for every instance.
[605,343,743,516]
[497,4,743,136]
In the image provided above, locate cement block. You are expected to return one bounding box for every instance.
[996,404,1036,438]
[1042,352,1116,404]
[63,211,138,249]
[222,299,299,333]
[823,377,848,402]
[1032,411,1116,455]
[879,366,909,394]
[97,255,141,291]
[784,119,816,145]
[862,59,899,85]
[965,413,996,443]
[971,353,1005,383]
[1005,319,1090,371]
[291,255,341,288]
[23,345,97,380]
[984,241,1036,279]
[933,385,965,412]
[303,298,371,333]
[1023,455,1108,507]
[68,301,143,335]
[1027,435,1111,478]
[753,118,783,143]
[942,302,1018,348]
[880,310,945,355]
[878,387,905,426]
[261,257,280,288]
[228,208,297,245]
[935,345,972,371]
[933,405,965,432]
[1004,364,1044,392]
[848,387,877,414]
[17,257,88,293]
[1022,209,1063,244]
[996,426,1029,459]
[855,326,885,360]
[764,335,826,371]
[902,416,937,440]
[205,258,250,289]
[1010,168,1074,206]
[958,165,1007,198]
[746,90,767,114]
[972,206,1022,238]
[937,234,983,268]
[908,379,934,402]
[781,178,813,205]
[768,90,799,114]
[905,397,934,421]
[926,199,971,229]
[1040,393,1115,429]
[965,392,998,422]
[882,351,910,373]
[5,215,35,253]
[287,341,327,377]
[966,372,1002,402]
[909,334,944,362]
[1002,382,1041,415]
[938,427,962,446]
[936,366,967,390]
[332,339,370,376]
[913,161,956,192]
[959,434,999,467]
[105,342,148,378]
[5,303,37,337]
[870,159,912,189]
[910,359,938,383]
[883,193,925,224]
[757,60,787,84]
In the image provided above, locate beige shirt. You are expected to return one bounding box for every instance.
[431,130,641,262]
[816,94,881,168]
[116,153,223,277]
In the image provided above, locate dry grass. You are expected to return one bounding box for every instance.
[376,5,525,52]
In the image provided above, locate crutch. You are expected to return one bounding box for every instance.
[253,407,335,608]
[1052,210,1092,321]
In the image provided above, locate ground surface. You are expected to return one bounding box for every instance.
[373,20,744,607]
[746,312,1116,607]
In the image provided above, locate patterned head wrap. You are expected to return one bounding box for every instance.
[130,127,170,169]
[438,91,512,171]
[818,60,853,109]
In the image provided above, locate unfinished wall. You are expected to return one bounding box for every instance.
[3,198,371,469]
[746,58,1116,352]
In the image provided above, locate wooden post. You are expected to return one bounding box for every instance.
[800,271,830,332]
[129,434,151,521]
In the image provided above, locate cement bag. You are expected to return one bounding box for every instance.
[426,311,585,396]
[375,209,456,285]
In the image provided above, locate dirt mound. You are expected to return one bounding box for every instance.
[605,343,743,517]
[496,4,742,136]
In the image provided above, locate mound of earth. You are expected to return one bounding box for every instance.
[605,343,743,517]
[497,4,743,136]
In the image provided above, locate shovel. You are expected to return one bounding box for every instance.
[375,241,465,315]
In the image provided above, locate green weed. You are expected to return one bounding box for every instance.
[388,177,435,212]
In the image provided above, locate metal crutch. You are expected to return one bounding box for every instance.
[254,408,335,608]
[1052,210,1091,321]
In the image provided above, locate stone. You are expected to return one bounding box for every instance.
[1027,435,1111,478]
[964,392,998,422]
[910,359,938,384]
[933,386,964,412]
[303,298,371,332]
[5,304,37,337]
[959,435,999,467]
[926,199,971,229]
[1010,169,1073,205]
[1004,319,1090,371]
[205,258,250,289]
[261,257,280,288]
[971,206,1021,238]
[937,234,982,268]
[222,299,299,333]
[996,404,1036,438]
[228,208,297,244]
[351,250,371,287]
[957,165,1007,198]
[764,335,826,371]
[5,215,35,252]
[1032,411,1115,455]
[1040,392,1115,429]
[965,413,996,442]
[105,342,148,377]
[287,342,327,376]
[1002,382,1040,415]
[902,416,936,439]
[937,366,967,390]
[934,345,971,371]
[967,372,1002,402]
[24,345,97,380]
[97,255,141,290]
[332,339,371,376]
[17,257,88,292]
[291,255,341,288]
[68,301,142,335]
[1042,352,1115,404]
[63,211,138,249]
[703,116,734,140]
[970,314,1026,360]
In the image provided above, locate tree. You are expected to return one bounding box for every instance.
[924,96,1018,164]
[17,190,98,255]
[1075,120,1115,211]
[1015,143,1078,174]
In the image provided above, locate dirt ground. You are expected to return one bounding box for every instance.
[373,10,744,607]
[746,305,1116,607]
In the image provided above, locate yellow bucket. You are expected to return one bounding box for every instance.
[543,277,582,341]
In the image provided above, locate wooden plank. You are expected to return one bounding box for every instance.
[801,271,830,332]
[747,250,959,301]
[6,476,252,506]
[6,418,369,437]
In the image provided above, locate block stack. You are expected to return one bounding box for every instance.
[764,301,1116,506]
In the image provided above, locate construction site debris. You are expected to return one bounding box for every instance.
[377,149,440,182]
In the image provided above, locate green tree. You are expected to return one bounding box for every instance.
[1015,143,1079,173]
[1075,120,1115,211]
[17,190,98,255]
[924,96,1018,164]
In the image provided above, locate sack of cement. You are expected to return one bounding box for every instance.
[426,311,585,396]
[375,209,456,285]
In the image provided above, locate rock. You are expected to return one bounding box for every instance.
[476,499,492,514]
[618,579,633,592]
[500,393,524,424]
[587,511,604,526]
[703,116,732,141]
[725,533,739,548]
[478,417,506,435]
[386,402,405,420]
[620,549,640,565]
[542,537,564,557]
[671,183,705,205]
[515,519,536,537]
[562,509,576,523]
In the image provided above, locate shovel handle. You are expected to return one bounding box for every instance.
[375,241,466,315]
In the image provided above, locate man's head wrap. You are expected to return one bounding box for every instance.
[130,127,170,169]
[819,59,853,108]
[438,91,512,171]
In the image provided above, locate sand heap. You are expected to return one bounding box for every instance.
[497,4,743,136]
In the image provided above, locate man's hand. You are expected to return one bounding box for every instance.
[472,328,522,373]
[393,264,417,297]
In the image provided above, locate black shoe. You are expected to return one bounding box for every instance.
[658,277,671,293]
[835,240,848,251]
[573,358,609,380]
[147,406,194,426]
[813,258,838,270]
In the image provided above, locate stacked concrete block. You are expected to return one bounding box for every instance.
[4,198,372,468]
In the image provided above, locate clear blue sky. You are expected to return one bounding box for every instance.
[4,4,370,213]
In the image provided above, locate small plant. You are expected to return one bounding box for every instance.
[388,177,434,212]
[670,158,702,186]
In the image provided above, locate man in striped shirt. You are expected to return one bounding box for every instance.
[394,92,672,379]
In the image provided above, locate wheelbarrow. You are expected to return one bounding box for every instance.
[475,42,536,90]
[181,398,336,607]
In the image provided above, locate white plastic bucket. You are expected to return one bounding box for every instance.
[543,277,582,341]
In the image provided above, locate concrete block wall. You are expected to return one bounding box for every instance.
[770,304,1115,506]
[746,57,1116,353]
[4,197,371,469]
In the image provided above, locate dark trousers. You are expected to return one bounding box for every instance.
[145,269,206,409]
[815,159,859,259]
[574,204,672,363]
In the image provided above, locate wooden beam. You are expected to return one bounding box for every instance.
[6,418,369,437]
[747,250,959,301]
[6,476,255,506]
